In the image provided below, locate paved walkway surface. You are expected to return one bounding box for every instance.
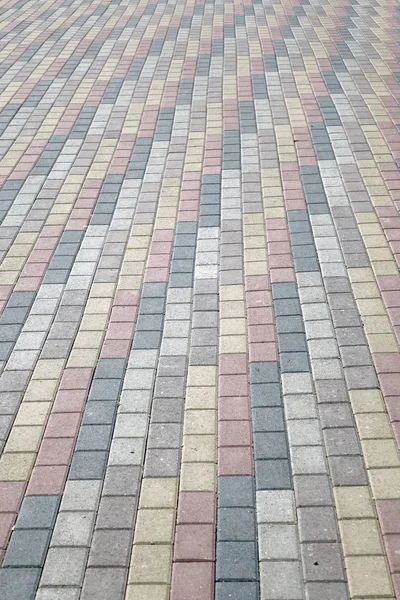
[0,0,400,597]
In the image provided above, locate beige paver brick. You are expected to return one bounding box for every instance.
[14,402,51,426]
[126,584,169,600]
[180,463,216,491]
[185,387,217,409]
[5,426,43,453]
[355,413,393,439]
[0,453,36,481]
[346,556,393,597]
[339,519,384,555]
[24,380,58,402]
[186,366,217,387]
[334,487,375,519]
[139,478,178,509]
[183,410,216,436]
[182,434,216,462]
[129,545,172,584]
[349,390,385,414]
[369,468,400,499]
[362,439,400,469]
[134,509,175,544]
[219,335,247,353]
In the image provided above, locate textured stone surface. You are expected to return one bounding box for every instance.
[0,0,399,597]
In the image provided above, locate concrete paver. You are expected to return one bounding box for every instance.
[0,0,399,597]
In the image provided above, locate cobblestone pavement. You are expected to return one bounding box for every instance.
[0,0,400,597]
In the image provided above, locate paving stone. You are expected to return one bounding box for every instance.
[323,428,361,456]
[259,523,298,560]
[15,495,60,529]
[216,542,258,581]
[315,380,348,403]
[3,529,51,566]
[41,547,87,586]
[249,362,279,384]
[96,496,136,529]
[255,459,292,490]
[278,333,308,353]
[76,424,113,451]
[254,432,288,460]
[294,475,332,507]
[280,352,310,372]
[260,561,303,599]
[319,403,354,429]
[344,366,379,389]
[69,451,108,480]
[298,507,338,542]
[250,383,282,407]
[88,530,132,567]
[36,589,80,600]
[302,542,346,582]
[60,480,102,511]
[81,567,127,600]
[52,511,94,546]
[218,476,254,507]
[215,582,258,600]
[82,402,117,425]
[217,508,256,541]
[0,568,41,600]
[252,407,285,432]
[305,582,349,600]
[103,466,140,497]
[0,1,397,597]
[95,359,126,379]
[329,456,368,486]
[143,448,180,477]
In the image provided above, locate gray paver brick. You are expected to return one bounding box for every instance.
[88,530,131,567]
[36,589,80,600]
[258,523,298,560]
[250,383,282,408]
[323,428,361,456]
[260,562,303,599]
[255,459,292,490]
[218,476,254,508]
[143,448,180,476]
[281,352,310,372]
[253,407,285,432]
[69,451,108,479]
[302,542,346,582]
[52,511,95,547]
[298,507,338,542]
[0,568,41,600]
[249,362,279,384]
[95,359,126,379]
[3,529,51,567]
[215,582,258,600]
[41,547,87,586]
[344,366,379,389]
[217,508,256,541]
[81,567,127,600]
[329,456,368,486]
[216,542,258,581]
[96,496,136,529]
[294,475,333,507]
[15,496,60,529]
[305,582,349,600]
[254,432,288,459]
[148,423,181,448]
[82,402,117,425]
